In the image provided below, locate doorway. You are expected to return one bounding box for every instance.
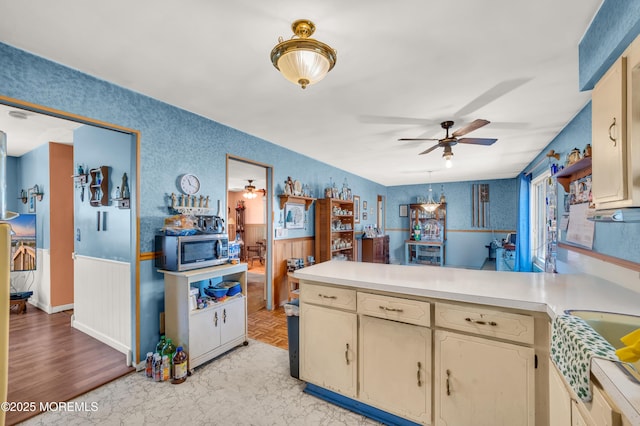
[226,156,273,312]
[0,97,139,422]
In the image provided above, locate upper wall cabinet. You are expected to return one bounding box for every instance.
[592,34,640,209]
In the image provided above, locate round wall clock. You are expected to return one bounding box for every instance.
[180,173,201,195]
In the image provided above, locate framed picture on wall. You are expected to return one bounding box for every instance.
[284,202,305,229]
[399,204,408,217]
[363,212,368,221]
[353,195,360,223]
[363,200,368,211]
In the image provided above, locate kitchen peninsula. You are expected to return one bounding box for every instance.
[294,261,640,425]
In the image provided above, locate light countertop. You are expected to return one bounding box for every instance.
[294,260,640,423]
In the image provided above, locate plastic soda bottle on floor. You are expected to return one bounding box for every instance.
[153,353,162,382]
[172,346,188,384]
[145,352,154,378]
[162,338,176,368]
[155,335,166,355]
[161,355,170,381]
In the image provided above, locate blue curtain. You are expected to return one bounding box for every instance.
[515,173,532,272]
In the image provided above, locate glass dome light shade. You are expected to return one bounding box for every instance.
[270,20,337,89]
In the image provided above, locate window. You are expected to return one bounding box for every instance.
[530,171,551,270]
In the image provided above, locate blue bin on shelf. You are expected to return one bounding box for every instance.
[284,298,300,378]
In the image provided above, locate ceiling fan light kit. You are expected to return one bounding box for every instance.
[243,179,257,199]
[442,145,454,168]
[270,19,337,89]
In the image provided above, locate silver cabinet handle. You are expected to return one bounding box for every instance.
[379,305,404,313]
[319,293,337,299]
[446,369,451,395]
[417,362,422,387]
[345,343,350,365]
[214,311,218,327]
[609,117,617,146]
[465,317,497,326]
[223,308,227,324]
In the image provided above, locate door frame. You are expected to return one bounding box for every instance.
[0,94,142,362]
[226,155,275,309]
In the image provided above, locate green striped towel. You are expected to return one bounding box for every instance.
[551,314,619,401]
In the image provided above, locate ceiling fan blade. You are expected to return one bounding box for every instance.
[418,144,441,155]
[457,137,497,146]
[452,119,490,137]
[398,137,439,141]
[453,78,532,117]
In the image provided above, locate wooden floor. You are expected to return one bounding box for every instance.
[246,262,289,350]
[248,305,289,350]
[4,261,288,425]
[5,307,134,425]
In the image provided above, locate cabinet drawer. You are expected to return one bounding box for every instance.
[435,302,534,344]
[301,282,356,311]
[357,292,430,327]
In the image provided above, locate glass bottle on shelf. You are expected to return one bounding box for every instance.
[332,179,339,199]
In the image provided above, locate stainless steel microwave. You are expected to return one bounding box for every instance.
[155,233,229,271]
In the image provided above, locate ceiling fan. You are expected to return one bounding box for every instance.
[244,180,258,199]
[399,119,497,168]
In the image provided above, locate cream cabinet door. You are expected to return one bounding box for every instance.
[572,400,590,426]
[434,330,535,426]
[592,56,627,205]
[549,362,572,426]
[359,315,431,425]
[220,298,245,346]
[189,307,221,360]
[300,303,357,398]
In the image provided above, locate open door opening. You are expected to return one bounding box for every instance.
[226,156,273,313]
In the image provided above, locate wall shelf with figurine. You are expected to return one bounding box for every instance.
[278,195,316,210]
[169,193,214,216]
[89,166,109,207]
[555,156,592,192]
[113,172,131,209]
[280,176,316,209]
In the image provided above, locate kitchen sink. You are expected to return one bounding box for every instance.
[566,310,640,382]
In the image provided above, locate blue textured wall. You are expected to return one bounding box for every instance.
[529,103,640,264]
[0,41,387,357]
[387,178,517,267]
[579,0,640,90]
[530,0,640,264]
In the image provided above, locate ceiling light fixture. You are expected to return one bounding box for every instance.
[443,145,454,169]
[270,19,337,89]
[243,180,257,199]
[422,172,441,213]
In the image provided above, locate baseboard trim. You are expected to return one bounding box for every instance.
[71,314,132,365]
[50,303,74,313]
[304,383,421,426]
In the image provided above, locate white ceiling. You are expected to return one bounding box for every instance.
[0,0,602,185]
[0,104,79,156]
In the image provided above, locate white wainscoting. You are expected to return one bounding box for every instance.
[31,248,50,312]
[72,255,132,364]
